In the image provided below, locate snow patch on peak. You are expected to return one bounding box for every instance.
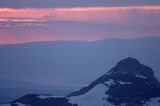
[135,74,147,79]
[50,96,65,98]
[14,102,26,106]
[38,95,65,99]
[38,95,50,99]
[117,81,132,85]
[69,84,114,106]
[143,97,160,106]
[104,79,115,87]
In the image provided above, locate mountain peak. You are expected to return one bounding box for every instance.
[1,58,160,106]
[116,57,141,71]
[69,57,160,98]
[117,57,140,67]
[109,57,154,78]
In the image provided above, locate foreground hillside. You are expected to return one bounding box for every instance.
[1,57,160,106]
[1,37,160,103]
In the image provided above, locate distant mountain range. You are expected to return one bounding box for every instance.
[1,57,160,106]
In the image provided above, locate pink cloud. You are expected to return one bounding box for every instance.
[0,6,160,44]
[0,6,160,25]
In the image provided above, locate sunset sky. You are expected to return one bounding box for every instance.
[0,0,160,44]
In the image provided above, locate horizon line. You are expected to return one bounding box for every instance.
[0,36,159,45]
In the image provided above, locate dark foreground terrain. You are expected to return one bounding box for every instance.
[1,57,160,106]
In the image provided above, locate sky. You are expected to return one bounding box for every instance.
[0,0,160,44]
[0,0,160,95]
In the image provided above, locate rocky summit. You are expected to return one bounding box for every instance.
[1,57,160,106]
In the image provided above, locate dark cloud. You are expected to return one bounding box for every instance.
[0,0,160,8]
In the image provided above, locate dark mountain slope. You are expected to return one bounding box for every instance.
[1,57,160,106]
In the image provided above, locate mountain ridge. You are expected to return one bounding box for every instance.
[0,36,160,46]
[0,37,160,104]
[2,57,160,106]
[68,57,160,97]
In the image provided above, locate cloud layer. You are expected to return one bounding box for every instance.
[1,6,160,25]
[0,6,160,44]
[0,0,160,8]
